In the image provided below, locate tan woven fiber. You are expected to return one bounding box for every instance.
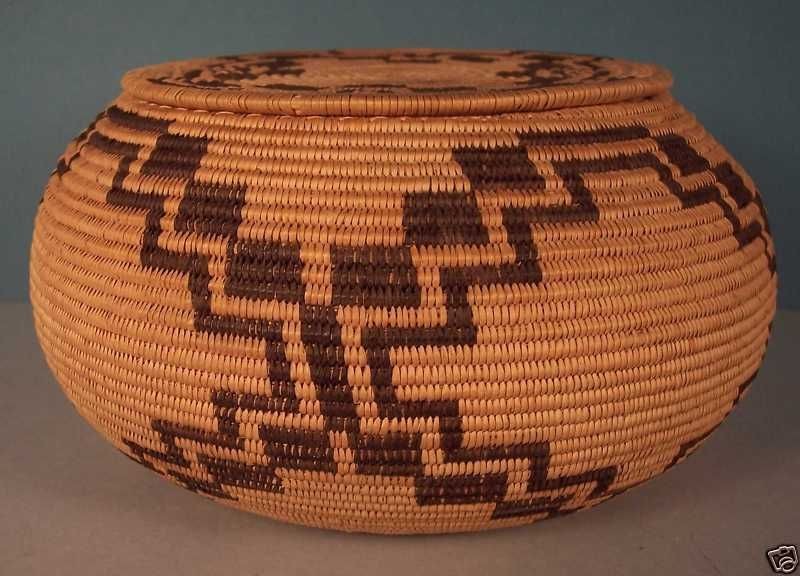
[30,50,777,534]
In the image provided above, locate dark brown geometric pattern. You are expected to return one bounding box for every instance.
[75,104,773,518]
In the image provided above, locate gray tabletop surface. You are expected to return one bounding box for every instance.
[1,302,797,575]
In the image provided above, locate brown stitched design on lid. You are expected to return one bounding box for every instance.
[121,49,672,115]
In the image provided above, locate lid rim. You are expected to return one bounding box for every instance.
[121,50,673,117]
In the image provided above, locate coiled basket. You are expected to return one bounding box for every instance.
[30,50,777,534]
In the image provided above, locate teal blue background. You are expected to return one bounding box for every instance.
[2,0,797,305]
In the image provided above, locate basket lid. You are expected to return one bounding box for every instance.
[121,49,672,117]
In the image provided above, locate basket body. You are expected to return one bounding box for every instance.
[30,50,777,533]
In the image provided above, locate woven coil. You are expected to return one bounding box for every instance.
[30,50,777,534]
